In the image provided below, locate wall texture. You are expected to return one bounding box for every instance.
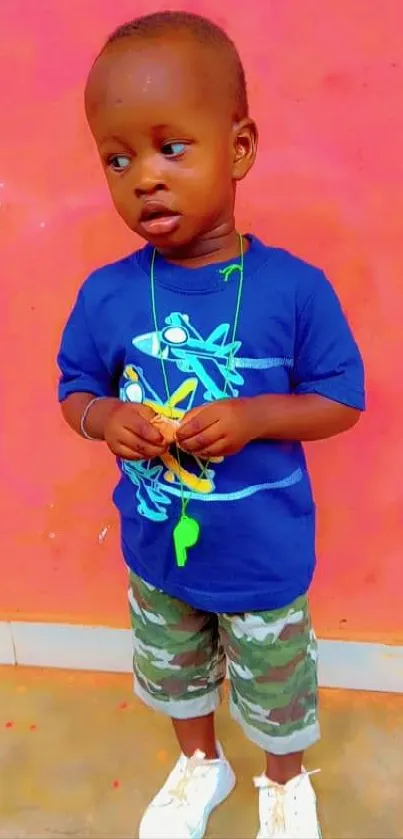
[1,0,402,643]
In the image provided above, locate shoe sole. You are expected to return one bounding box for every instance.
[256,818,322,839]
[189,769,237,839]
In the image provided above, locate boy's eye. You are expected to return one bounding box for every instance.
[108,154,131,172]
[161,142,186,158]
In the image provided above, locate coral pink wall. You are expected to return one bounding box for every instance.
[1,0,402,642]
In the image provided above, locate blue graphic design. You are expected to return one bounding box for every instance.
[234,357,293,370]
[122,312,301,521]
[159,468,303,503]
[122,459,171,522]
[133,312,242,401]
[132,312,293,401]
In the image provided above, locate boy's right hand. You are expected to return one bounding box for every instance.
[103,402,167,461]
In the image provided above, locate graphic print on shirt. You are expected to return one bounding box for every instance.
[120,312,300,522]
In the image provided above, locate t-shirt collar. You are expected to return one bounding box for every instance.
[133,234,267,294]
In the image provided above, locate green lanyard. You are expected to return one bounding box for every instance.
[150,234,245,568]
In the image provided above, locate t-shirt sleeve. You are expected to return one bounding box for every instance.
[293,271,365,410]
[57,287,114,402]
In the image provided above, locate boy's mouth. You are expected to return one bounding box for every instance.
[139,201,181,237]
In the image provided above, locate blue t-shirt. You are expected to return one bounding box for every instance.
[58,236,365,612]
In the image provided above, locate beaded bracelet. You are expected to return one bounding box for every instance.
[80,396,106,441]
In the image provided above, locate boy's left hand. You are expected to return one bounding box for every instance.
[176,398,258,458]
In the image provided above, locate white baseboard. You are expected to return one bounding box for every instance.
[1,621,402,693]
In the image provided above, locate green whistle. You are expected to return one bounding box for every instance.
[173,515,200,568]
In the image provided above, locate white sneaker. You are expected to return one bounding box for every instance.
[139,745,236,838]
[254,769,321,839]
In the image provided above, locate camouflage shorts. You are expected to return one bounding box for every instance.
[128,572,319,755]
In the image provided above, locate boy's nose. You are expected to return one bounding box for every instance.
[135,178,165,197]
[134,157,166,197]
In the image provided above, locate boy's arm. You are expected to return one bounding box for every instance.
[57,284,121,438]
[177,393,360,457]
[178,270,364,456]
[248,392,360,442]
[61,392,165,460]
[61,392,120,439]
[57,290,165,458]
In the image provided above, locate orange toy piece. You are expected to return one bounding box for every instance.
[152,414,180,445]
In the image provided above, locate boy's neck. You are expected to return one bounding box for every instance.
[155,226,247,269]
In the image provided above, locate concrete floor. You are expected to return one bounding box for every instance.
[0,667,402,838]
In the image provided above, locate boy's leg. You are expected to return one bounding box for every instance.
[128,570,225,726]
[220,594,318,763]
[220,595,320,837]
[265,750,303,785]
[128,571,235,839]
[172,713,218,759]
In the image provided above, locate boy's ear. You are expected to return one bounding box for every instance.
[232,118,258,181]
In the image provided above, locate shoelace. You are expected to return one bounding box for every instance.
[254,769,320,833]
[168,750,207,807]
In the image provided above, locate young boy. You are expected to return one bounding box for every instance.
[58,11,365,839]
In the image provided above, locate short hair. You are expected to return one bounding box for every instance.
[104,11,248,120]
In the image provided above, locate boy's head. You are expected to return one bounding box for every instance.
[85,11,257,257]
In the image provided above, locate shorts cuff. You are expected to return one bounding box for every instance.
[230,696,320,754]
[134,678,222,719]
